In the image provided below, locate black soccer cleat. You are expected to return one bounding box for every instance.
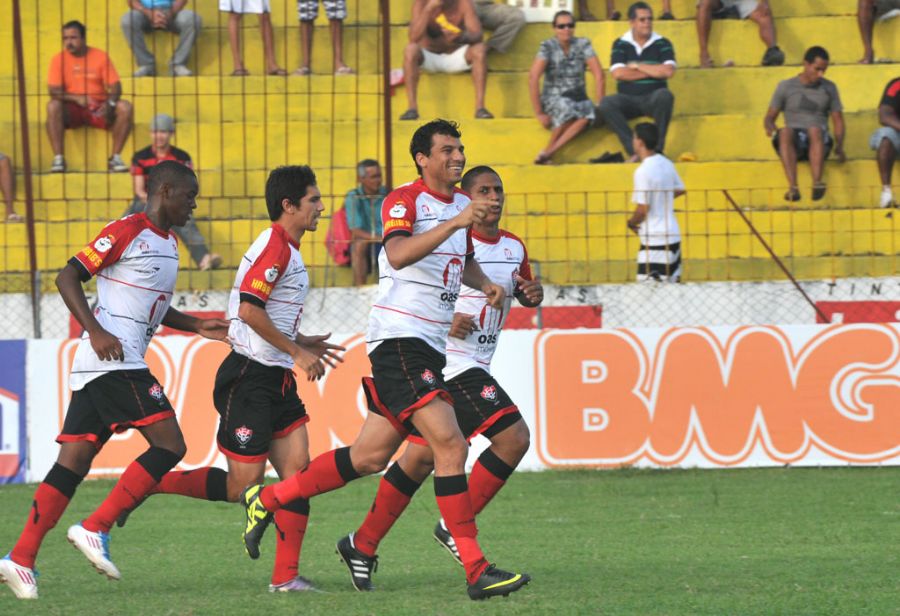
[432,521,463,566]
[336,533,378,591]
[240,484,273,559]
[467,564,531,600]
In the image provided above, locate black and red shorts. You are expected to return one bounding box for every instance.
[214,351,309,463]
[406,368,521,447]
[57,369,175,449]
[362,337,453,436]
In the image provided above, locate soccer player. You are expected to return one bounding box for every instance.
[336,165,543,591]
[0,161,229,600]
[239,120,531,600]
[115,165,345,593]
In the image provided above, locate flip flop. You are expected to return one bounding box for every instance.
[230,68,250,76]
[784,187,801,202]
[292,66,311,76]
[812,183,827,201]
[6,212,23,222]
[267,68,288,76]
[334,66,354,75]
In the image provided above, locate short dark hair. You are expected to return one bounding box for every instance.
[356,158,380,177]
[552,10,575,27]
[461,166,500,193]
[634,122,660,152]
[265,165,317,222]
[62,20,86,38]
[146,160,196,198]
[628,2,652,19]
[409,119,462,176]
[803,46,829,64]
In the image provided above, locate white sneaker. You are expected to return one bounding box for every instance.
[170,65,193,77]
[66,523,121,580]
[879,187,895,209]
[0,554,38,599]
[878,8,900,21]
[108,154,128,173]
[134,65,155,77]
[50,155,66,173]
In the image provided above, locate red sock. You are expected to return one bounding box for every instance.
[10,464,83,569]
[271,499,310,585]
[353,463,422,557]
[153,467,229,501]
[468,449,515,515]
[434,474,488,584]
[261,447,359,511]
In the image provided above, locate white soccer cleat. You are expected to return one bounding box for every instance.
[0,553,38,599]
[66,523,121,580]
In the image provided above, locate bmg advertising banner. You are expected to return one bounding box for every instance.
[0,340,27,484]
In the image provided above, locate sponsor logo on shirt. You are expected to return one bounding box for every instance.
[480,384,497,401]
[384,219,411,232]
[81,246,103,268]
[234,425,253,447]
[389,203,407,218]
[94,235,115,253]
[250,278,273,296]
[265,264,280,283]
[421,369,436,386]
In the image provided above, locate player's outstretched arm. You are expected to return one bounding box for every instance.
[463,257,505,309]
[514,275,544,308]
[295,332,346,369]
[161,307,230,340]
[57,262,124,361]
[238,302,325,381]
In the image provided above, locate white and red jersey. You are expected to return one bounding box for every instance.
[227,223,309,369]
[68,213,180,390]
[367,178,474,355]
[444,229,532,380]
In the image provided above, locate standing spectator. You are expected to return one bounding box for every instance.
[127,114,222,270]
[473,0,526,54]
[220,0,287,76]
[627,122,685,282]
[121,0,202,77]
[345,159,387,285]
[578,1,674,21]
[764,46,845,202]
[871,76,900,208]
[47,21,133,174]
[696,1,784,68]
[295,0,353,75]
[858,0,900,64]
[0,153,21,222]
[598,2,676,161]
[529,10,605,165]
[401,0,493,120]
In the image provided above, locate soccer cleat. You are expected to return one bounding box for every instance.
[336,533,378,591]
[433,521,463,566]
[240,484,272,559]
[66,523,121,580]
[269,575,320,593]
[467,564,531,601]
[0,554,38,599]
[50,155,66,173]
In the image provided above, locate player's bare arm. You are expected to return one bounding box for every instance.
[764,107,780,137]
[449,312,477,339]
[462,257,505,309]
[409,0,444,42]
[383,204,478,270]
[238,301,326,381]
[161,307,230,341]
[294,332,346,369]
[56,262,124,362]
[514,275,544,308]
[628,204,649,233]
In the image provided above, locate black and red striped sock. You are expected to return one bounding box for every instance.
[468,448,516,515]
[152,467,228,501]
[10,463,84,568]
[434,474,488,584]
[271,499,310,585]
[261,447,359,510]
[354,463,423,557]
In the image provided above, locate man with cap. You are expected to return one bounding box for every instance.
[126,114,222,271]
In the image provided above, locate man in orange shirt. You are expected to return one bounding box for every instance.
[47,21,133,173]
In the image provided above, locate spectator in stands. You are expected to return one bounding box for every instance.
[578,1,674,21]
[474,0,526,54]
[221,0,287,76]
[871,76,900,208]
[47,21,133,174]
[126,114,223,270]
[696,1,784,68]
[529,10,605,165]
[296,0,353,75]
[764,46,845,202]
[345,159,388,285]
[401,0,493,120]
[0,153,20,222]
[121,0,202,77]
[598,2,676,161]
[627,122,684,282]
[858,0,900,64]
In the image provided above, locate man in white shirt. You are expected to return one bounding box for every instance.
[627,122,685,282]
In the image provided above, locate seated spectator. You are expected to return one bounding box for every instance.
[764,46,845,202]
[598,2,676,161]
[126,114,223,270]
[529,11,605,164]
[401,0,493,120]
[696,1,784,68]
[858,0,900,64]
[121,0,202,77]
[345,159,388,285]
[474,0,526,54]
[871,76,900,208]
[220,0,286,76]
[47,21,133,173]
[296,0,353,75]
[0,152,20,222]
[578,1,674,21]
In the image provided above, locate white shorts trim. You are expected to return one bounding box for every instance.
[421,46,471,74]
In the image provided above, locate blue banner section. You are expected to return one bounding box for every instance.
[0,340,26,484]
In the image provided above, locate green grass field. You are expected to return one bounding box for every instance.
[0,468,898,615]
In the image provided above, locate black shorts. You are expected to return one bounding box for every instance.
[771,128,833,162]
[57,369,175,449]
[362,337,453,435]
[407,368,521,447]
[214,351,308,463]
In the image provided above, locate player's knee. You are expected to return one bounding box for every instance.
[755,2,772,19]
[117,100,133,116]
[470,43,487,62]
[807,126,823,139]
[508,421,531,457]
[697,0,717,12]
[404,42,421,60]
[165,440,187,461]
[352,451,390,475]
[430,434,468,465]
[47,99,62,115]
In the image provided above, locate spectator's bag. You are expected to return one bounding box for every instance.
[325,206,352,266]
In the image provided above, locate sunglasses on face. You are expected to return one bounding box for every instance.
[554,22,575,29]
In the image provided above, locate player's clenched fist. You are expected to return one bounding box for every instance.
[481,281,505,309]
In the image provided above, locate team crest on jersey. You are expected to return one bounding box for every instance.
[504,247,514,260]
[265,264,280,283]
[94,235,114,253]
[234,425,253,447]
[148,382,164,401]
[421,369,436,385]
[480,385,497,401]
[138,240,151,253]
[389,203,407,218]
[421,203,432,215]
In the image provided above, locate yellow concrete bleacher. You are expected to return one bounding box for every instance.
[0,0,898,286]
